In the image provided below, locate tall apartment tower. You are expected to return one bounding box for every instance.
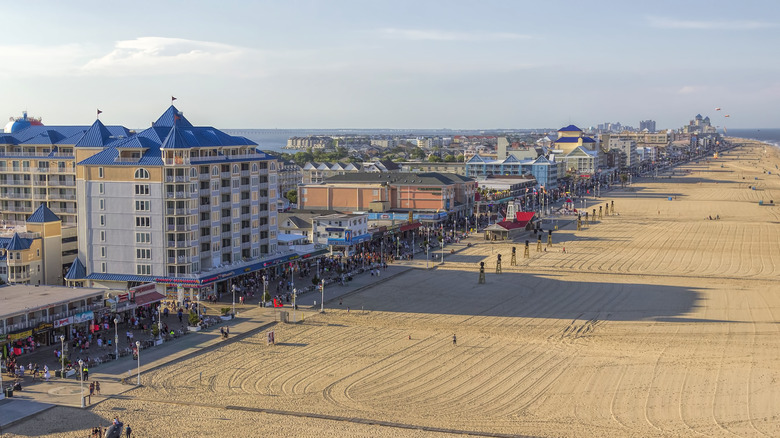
[74,106,278,295]
[639,120,656,132]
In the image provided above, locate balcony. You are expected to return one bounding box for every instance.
[167,256,193,265]
[166,223,195,232]
[49,193,77,200]
[49,180,76,187]
[163,158,191,166]
[240,170,250,177]
[0,151,73,158]
[167,241,192,248]
[220,186,232,194]
[166,208,189,216]
[1,180,31,186]
[221,172,231,179]
[199,189,211,196]
[165,191,189,199]
[8,167,31,173]
[50,167,72,174]
[164,175,189,183]
[2,192,31,199]
[50,207,77,214]
[3,206,33,212]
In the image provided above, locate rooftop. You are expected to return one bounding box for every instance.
[0,284,108,319]
[320,172,473,186]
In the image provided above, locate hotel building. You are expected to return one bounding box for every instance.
[66,106,281,298]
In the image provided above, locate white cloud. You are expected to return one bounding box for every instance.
[647,16,775,30]
[81,37,260,76]
[0,43,88,77]
[378,28,531,41]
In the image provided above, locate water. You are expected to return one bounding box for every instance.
[726,129,780,148]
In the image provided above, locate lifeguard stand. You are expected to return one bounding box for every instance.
[478,262,485,284]
[524,240,530,258]
[547,230,553,248]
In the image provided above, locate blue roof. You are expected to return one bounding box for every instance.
[3,233,33,250]
[27,204,60,223]
[85,272,155,282]
[77,146,164,166]
[153,105,194,128]
[160,124,192,149]
[0,125,130,147]
[74,119,117,147]
[558,125,582,132]
[64,258,86,280]
[582,137,596,143]
[554,137,580,143]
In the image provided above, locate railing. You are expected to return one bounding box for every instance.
[50,207,77,214]
[0,152,73,158]
[167,241,192,248]
[164,176,188,182]
[2,206,33,212]
[164,158,191,166]
[221,172,232,179]
[166,208,190,215]
[114,157,142,163]
[199,189,211,196]
[2,192,31,199]
[49,180,76,187]
[48,193,77,200]
[199,173,211,181]
[240,170,250,177]
[0,180,31,186]
[221,186,232,194]
[166,223,195,232]
[165,191,190,199]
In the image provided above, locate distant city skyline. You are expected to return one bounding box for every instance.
[2,1,778,130]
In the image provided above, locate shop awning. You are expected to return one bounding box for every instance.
[400,222,422,232]
[134,291,165,307]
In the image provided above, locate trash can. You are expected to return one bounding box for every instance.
[4,387,12,398]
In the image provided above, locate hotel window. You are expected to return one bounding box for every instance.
[98,183,104,194]
[135,184,150,195]
[252,163,258,172]
[101,262,106,273]
[136,248,151,259]
[136,264,151,275]
[135,200,150,211]
[134,168,150,179]
[190,167,197,178]
[233,165,239,174]
[100,247,106,257]
[212,226,219,236]
[136,232,151,243]
[135,216,150,227]
[251,192,258,201]
[212,242,220,252]
[100,230,105,242]
[99,215,105,226]
[98,167,104,178]
[212,166,219,176]
[99,199,105,210]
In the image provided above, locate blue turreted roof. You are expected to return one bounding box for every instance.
[3,233,33,250]
[77,146,165,166]
[0,125,130,147]
[74,119,117,147]
[27,204,61,223]
[64,257,86,280]
[160,124,192,149]
[153,105,194,128]
[558,125,582,132]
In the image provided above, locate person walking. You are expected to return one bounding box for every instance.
[125,424,132,437]
[95,381,101,395]
[452,334,457,346]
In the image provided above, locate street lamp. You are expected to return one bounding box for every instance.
[320,279,325,313]
[292,288,297,322]
[135,340,141,386]
[60,335,65,379]
[78,359,84,408]
[113,318,118,360]
[231,284,236,316]
[158,306,163,342]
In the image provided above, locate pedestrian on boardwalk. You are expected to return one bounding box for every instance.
[89,381,95,397]
[95,381,101,395]
[453,334,457,346]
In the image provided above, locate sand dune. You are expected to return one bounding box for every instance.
[7,140,780,437]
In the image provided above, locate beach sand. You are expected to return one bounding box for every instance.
[6,140,780,437]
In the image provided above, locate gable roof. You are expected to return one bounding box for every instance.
[27,204,60,223]
[558,125,583,132]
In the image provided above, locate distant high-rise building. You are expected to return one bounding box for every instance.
[640,120,656,132]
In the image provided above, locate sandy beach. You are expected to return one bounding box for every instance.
[5,139,780,438]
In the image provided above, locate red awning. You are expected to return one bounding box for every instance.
[134,291,165,307]
[496,220,526,230]
[400,222,422,232]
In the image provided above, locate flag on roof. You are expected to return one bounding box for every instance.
[171,96,177,102]
[97,109,102,117]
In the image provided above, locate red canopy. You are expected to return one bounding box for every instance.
[514,211,535,228]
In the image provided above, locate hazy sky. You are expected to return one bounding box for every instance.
[3,1,777,130]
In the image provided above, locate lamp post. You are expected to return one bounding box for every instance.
[292,288,297,322]
[113,318,118,359]
[320,279,325,313]
[425,226,429,269]
[60,335,65,379]
[135,340,141,386]
[231,284,236,316]
[78,359,84,408]
[158,306,163,342]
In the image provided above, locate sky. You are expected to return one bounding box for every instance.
[2,0,778,130]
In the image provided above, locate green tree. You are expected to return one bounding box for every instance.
[428,155,443,162]
[285,189,297,204]
[455,154,464,162]
[443,154,456,162]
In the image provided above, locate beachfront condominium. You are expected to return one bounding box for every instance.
[71,106,279,295]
